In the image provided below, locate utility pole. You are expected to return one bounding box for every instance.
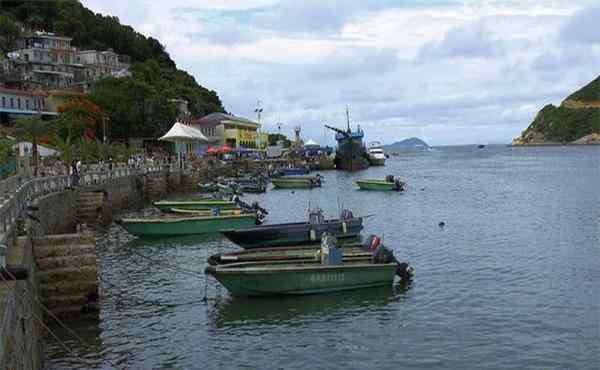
[254,100,263,149]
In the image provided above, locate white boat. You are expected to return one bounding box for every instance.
[367,141,386,166]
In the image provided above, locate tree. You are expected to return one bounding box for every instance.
[14,116,53,176]
[89,77,177,140]
[55,98,103,140]
[0,14,20,55]
[50,134,75,166]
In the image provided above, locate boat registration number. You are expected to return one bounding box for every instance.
[310,272,345,282]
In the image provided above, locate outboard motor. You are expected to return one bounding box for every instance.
[385,174,395,183]
[396,262,415,281]
[394,179,406,192]
[251,201,269,215]
[255,209,266,225]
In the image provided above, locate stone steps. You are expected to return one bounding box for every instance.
[37,266,96,284]
[44,293,92,310]
[32,233,94,248]
[36,254,97,271]
[40,280,98,298]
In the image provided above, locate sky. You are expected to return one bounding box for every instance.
[81,0,600,146]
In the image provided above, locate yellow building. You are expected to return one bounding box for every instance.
[191,112,268,149]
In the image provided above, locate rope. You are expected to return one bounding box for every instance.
[0,268,121,368]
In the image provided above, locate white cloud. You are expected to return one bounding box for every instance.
[559,4,600,45]
[81,0,598,145]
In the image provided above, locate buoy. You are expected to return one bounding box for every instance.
[438,221,445,228]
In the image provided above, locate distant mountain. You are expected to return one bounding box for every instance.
[383,137,430,150]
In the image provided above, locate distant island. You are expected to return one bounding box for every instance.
[383,137,430,151]
[513,75,600,145]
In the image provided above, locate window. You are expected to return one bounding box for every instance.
[17,98,21,109]
[25,100,29,110]
[10,98,14,108]
[1,97,5,107]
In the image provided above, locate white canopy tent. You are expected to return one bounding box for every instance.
[158,121,209,142]
[304,139,320,148]
[158,122,210,168]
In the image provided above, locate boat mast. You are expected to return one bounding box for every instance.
[347,106,352,170]
[346,106,350,132]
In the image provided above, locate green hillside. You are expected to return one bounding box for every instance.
[0,0,225,138]
[565,75,600,102]
[513,75,600,145]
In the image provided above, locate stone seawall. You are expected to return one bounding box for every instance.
[34,233,98,318]
[0,236,43,370]
[0,170,164,370]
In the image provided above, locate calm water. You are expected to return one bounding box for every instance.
[45,145,600,370]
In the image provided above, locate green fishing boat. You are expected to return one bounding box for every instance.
[154,199,237,211]
[271,176,322,189]
[170,208,243,216]
[206,234,414,296]
[205,260,400,296]
[208,243,368,265]
[356,175,406,191]
[116,213,257,237]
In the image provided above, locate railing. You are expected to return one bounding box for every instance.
[0,165,163,266]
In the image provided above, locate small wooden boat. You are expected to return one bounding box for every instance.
[221,208,362,249]
[197,183,220,193]
[207,243,368,265]
[116,213,259,237]
[205,234,414,296]
[271,175,322,189]
[278,167,309,176]
[170,208,243,216]
[154,199,237,211]
[356,175,406,191]
[238,182,266,193]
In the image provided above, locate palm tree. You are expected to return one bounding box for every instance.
[50,135,76,167]
[14,116,53,176]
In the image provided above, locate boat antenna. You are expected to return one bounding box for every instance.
[337,196,341,215]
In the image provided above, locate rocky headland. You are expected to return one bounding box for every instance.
[513,76,600,145]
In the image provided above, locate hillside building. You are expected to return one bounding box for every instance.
[190,112,268,150]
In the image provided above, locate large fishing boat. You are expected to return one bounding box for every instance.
[325,108,370,171]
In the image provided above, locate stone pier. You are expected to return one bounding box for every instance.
[34,233,98,318]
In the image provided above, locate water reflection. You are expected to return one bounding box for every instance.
[120,233,227,248]
[209,283,411,328]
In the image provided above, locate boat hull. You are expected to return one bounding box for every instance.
[271,177,320,189]
[368,156,386,166]
[117,214,257,237]
[279,168,309,176]
[154,200,237,211]
[356,180,398,191]
[221,218,363,248]
[209,245,367,265]
[334,137,370,171]
[205,262,398,296]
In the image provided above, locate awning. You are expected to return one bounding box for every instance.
[304,139,319,147]
[158,122,209,142]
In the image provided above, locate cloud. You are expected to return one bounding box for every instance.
[81,0,596,145]
[186,22,257,45]
[253,0,386,34]
[306,46,399,79]
[417,22,504,61]
[559,4,600,44]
